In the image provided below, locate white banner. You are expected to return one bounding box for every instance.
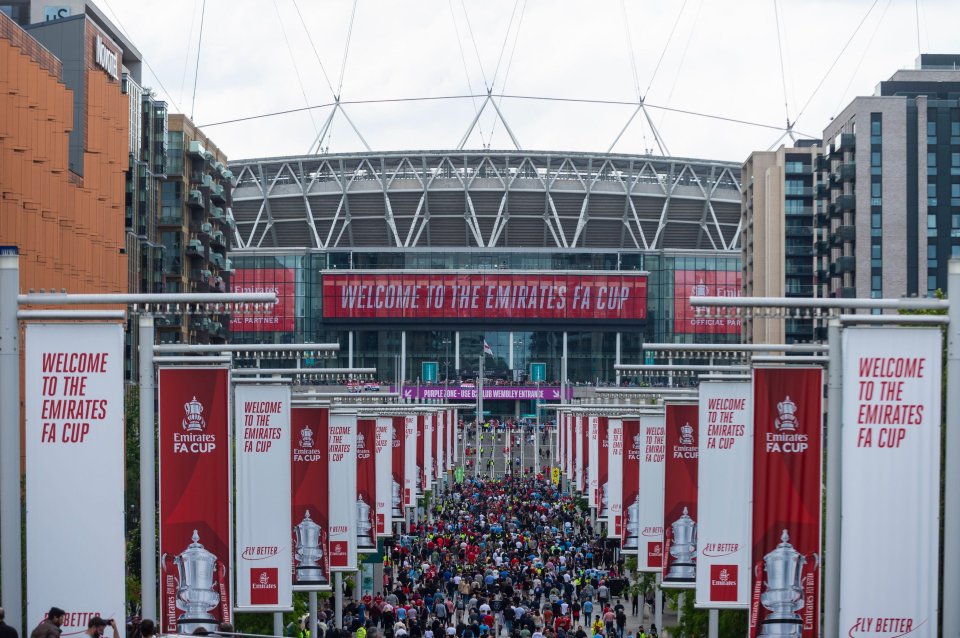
[404,415,417,507]
[607,418,623,538]
[26,323,125,636]
[375,416,393,536]
[451,409,458,468]
[840,327,941,636]
[424,412,434,488]
[435,410,444,480]
[695,380,752,609]
[638,413,666,572]
[565,412,573,480]
[575,414,584,492]
[588,415,599,506]
[328,411,357,571]
[235,384,293,611]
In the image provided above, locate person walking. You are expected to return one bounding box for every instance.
[30,608,64,638]
[0,608,19,638]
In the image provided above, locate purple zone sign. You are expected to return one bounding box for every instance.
[392,385,572,401]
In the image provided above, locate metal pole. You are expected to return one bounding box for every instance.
[335,571,344,628]
[138,314,157,622]
[944,258,960,638]
[708,609,718,638]
[273,613,283,637]
[0,250,21,635]
[824,318,842,638]
[676,592,683,623]
[309,592,318,638]
[654,573,662,633]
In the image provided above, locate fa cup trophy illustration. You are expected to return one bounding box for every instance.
[294,510,328,585]
[173,530,220,634]
[392,478,404,518]
[757,529,818,636]
[666,507,697,581]
[356,495,375,548]
[599,481,610,518]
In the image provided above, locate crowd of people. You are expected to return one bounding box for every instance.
[327,475,658,638]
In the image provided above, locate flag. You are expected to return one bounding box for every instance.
[483,340,494,356]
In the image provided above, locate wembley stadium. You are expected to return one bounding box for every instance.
[226,149,743,418]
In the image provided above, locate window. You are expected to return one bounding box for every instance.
[952,121,960,144]
[928,121,937,144]
[928,275,939,295]
[871,119,881,136]
[785,199,806,214]
[953,245,960,258]
[871,275,882,291]
[952,153,960,176]
[785,179,806,195]
[871,213,882,228]
[953,183,960,206]
[871,151,882,175]
[928,152,938,176]
[928,183,938,207]
[928,244,938,268]
[871,244,882,267]
[929,213,938,237]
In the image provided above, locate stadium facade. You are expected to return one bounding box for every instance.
[227,150,743,416]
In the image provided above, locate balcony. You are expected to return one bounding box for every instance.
[836,255,856,274]
[224,258,234,273]
[211,230,226,248]
[186,239,204,257]
[211,184,226,205]
[835,224,856,242]
[785,162,808,175]
[784,187,814,197]
[155,313,182,328]
[785,225,813,238]
[816,183,831,199]
[201,174,214,189]
[828,202,844,218]
[816,155,831,171]
[838,133,855,152]
[816,268,830,283]
[187,190,204,209]
[840,287,857,298]
[815,211,829,226]
[210,206,225,221]
[191,316,213,334]
[815,240,830,255]
[188,141,206,158]
[837,194,855,211]
[209,252,226,270]
[158,212,182,227]
[839,163,856,181]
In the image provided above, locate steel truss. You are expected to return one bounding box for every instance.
[228,151,742,251]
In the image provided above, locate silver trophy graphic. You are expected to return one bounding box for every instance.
[391,478,404,518]
[665,507,697,581]
[757,529,818,636]
[623,495,641,550]
[173,530,220,634]
[356,495,375,548]
[294,510,328,584]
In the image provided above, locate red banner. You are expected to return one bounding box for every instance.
[322,272,647,320]
[391,416,406,518]
[433,412,441,480]
[621,419,641,550]
[230,268,296,332]
[291,406,330,590]
[750,368,822,638]
[673,269,741,334]
[159,368,232,634]
[662,402,699,588]
[598,416,610,517]
[356,419,377,553]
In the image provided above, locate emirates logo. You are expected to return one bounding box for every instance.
[680,422,695,446]
[182,397,206,432]
[775,396,798,432]
[633,433,643,450]
[690,281,708,297]
[718,569,729,583]
[259,571,270,585]
[299,425,314,448]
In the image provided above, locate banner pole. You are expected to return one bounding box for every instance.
[273,613,282,637]
[309,592,318,638]
[654,573,662,632]
[708,609,718,638]
[0,250,21,635]
[824,318,842,638]
[944,258,960,638]
[139,313,157,622]
[334,572,343,629]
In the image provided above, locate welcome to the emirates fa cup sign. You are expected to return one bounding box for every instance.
[606,418,623,539]
[375,416,394,536]
[25,323,125,637]
[750,367,822,638]
[159,368,232,634]
[840,328,941,637]
[620,419,642,553]
[637,413,665,572]
[235,384,292,611]
[328,411,357,571]
[696,379,752,608]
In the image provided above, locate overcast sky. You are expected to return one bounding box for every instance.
[103,0,957,164]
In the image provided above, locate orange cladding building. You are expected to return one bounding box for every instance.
[0,9,127,293]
